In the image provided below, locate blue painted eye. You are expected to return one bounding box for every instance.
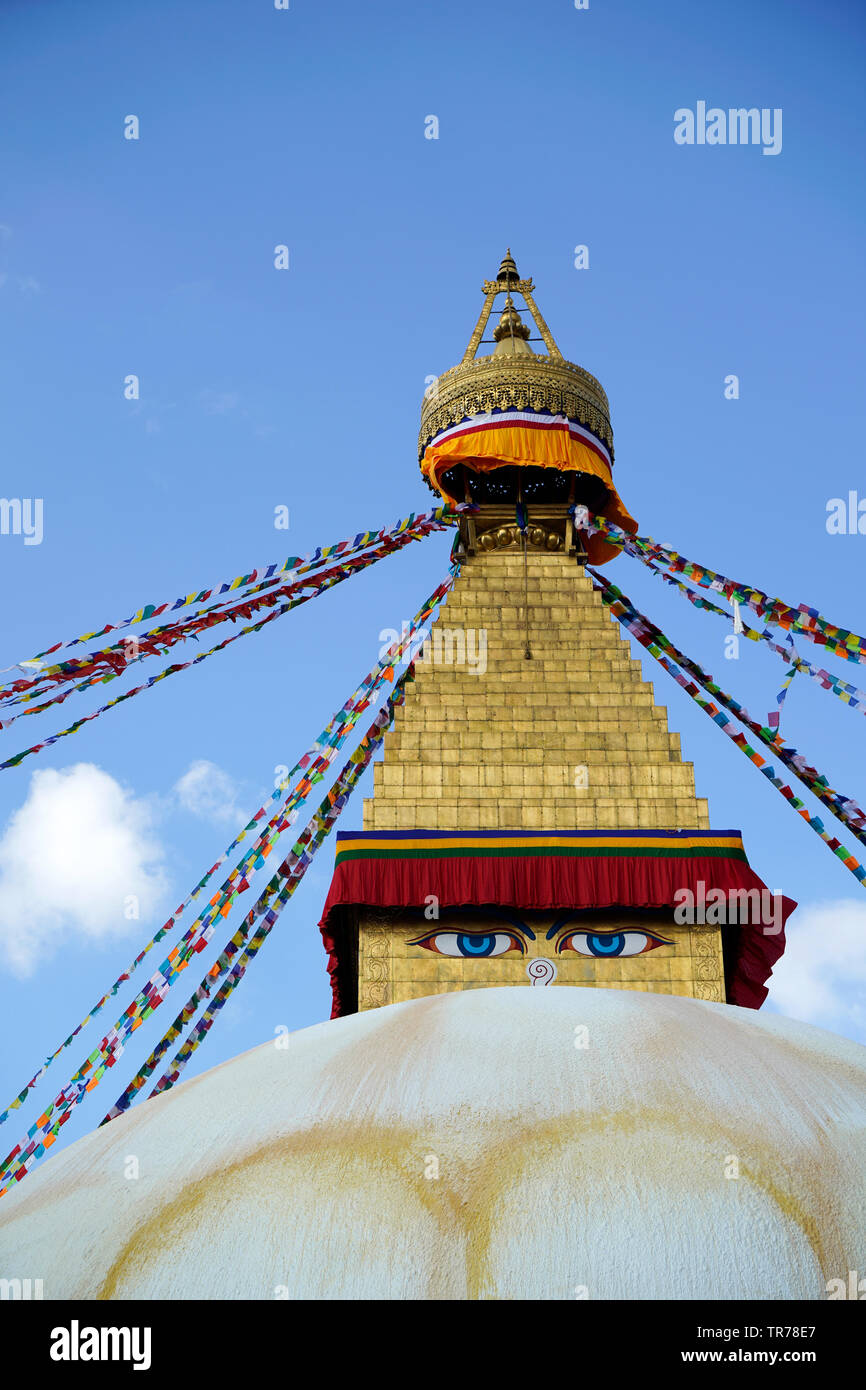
[590,933,627,955]
[559,931,670,957]
[411,931,524,957]
[458,933,498,956]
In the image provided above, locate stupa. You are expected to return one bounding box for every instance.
[320,252,791,1018]
[5,252,862,1306]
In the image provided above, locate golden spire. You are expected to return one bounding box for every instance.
[419,249,613,466]
[495,248,520,286]
[492,294,533,356]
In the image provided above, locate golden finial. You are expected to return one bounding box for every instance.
[492,294,533,356]
[419,251,613,471]
[496,248,520,286]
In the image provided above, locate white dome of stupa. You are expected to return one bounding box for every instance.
[1,986,864,1300]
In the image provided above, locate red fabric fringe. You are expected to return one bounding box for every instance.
[319,850,794,1016]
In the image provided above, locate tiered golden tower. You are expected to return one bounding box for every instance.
[353,542,724,1009]
[320,254,781,1017]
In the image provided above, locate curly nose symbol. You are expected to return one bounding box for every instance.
[527,958,558,986]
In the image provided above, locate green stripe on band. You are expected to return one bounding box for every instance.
[334,845,748,865]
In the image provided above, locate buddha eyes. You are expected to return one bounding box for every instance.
[558,931,671,957]
[410,929,672,959]
[411,931,525,957]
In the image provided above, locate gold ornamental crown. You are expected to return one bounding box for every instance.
[418,249,613,461]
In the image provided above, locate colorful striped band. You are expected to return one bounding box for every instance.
[427,410,613,471]
[333,829,747,866]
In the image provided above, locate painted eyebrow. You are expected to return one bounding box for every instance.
[545,913,579,941]
[480,907,536,941]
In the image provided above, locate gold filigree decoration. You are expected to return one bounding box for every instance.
[360,911,398,1010]
[691,927,724,1002]
[477,524,563,552]
[419,354,613,460]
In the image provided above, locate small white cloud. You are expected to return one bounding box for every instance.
[766,899,866,1041]
[17,276,41,294]
[174,759,244,827]
[0,224,11,242]
[199,388,239,415]
[0,764,169,977]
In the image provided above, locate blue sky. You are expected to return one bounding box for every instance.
[0,0,865,1164]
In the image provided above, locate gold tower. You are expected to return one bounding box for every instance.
[321,254,780,1016]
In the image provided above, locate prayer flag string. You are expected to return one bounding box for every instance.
[0,562,457,1194]
[589,568,866,841]
[0,504,469,708]
[0,512,457,773]
[0,569,455,1128]
[589,569,866,887]
[609,537,866,719]
[577,512,866,666]
[0,503,468,681]
[109,673,412,1118]
[768,634,799,732]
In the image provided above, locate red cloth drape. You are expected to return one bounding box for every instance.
[319,838,794,1017]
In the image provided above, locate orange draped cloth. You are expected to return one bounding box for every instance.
[420,412,637,565]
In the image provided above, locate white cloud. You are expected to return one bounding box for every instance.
[17,276,41,294]
[0,764,169,977]
[174,759,244,827]
[766,898,866,1041]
